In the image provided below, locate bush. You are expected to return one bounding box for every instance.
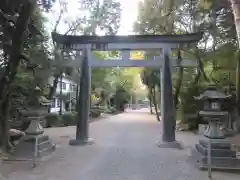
[44,113,62,127]
[179,83,205,130]
[90,109,101,118]
[105,107,118,114]
[61,112,77,126]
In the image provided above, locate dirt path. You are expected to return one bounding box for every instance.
[0,110,240,180]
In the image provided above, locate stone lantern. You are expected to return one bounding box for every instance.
[196,86,231,139]
[11,87,56,159]
[191,85,240,170]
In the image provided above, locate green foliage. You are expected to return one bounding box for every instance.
[134,0,240,127]
[90,108,102,118]
[178,82,204,128]
[39,0,56,10]
[108,85,130,112]
[105,107,118,114]
[92,68,111,89]
[48,0,123,107]
[45,113,62,127]
[79,0,121,35]
[117,86,130,101]
[1,7,52,123]
[61,112,77,126]
[0,0,56,149]
[141,69,160,88]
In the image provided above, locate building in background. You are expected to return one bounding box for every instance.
[49,75,78,113]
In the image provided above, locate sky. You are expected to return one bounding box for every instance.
[116,0,141,35]
[47,0,141,35]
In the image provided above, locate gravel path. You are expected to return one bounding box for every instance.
[1,109,240,180]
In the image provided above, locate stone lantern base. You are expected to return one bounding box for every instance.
[10,116,56,159]
[191,138,240,170]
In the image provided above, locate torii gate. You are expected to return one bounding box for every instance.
[52,32,202,148]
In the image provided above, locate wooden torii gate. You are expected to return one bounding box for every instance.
[52,32,202,148]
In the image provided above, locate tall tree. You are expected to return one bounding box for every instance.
[48,0,121,105]
[200,0,240,129]
[229,0,240,117]
[47,0,85,102]
[0,0,55,150]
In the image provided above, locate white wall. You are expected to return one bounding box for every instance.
[50,98,63,113]
[48,76,77,94]
[49,76,77,113]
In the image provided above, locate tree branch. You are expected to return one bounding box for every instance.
[53,9,63,33]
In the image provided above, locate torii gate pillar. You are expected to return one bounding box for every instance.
[158,48,182,149]
[69,49,93,146]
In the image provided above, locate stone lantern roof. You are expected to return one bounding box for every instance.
[194,85,232,100]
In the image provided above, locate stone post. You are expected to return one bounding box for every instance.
[69,48,93,146]
[158,48,182,149]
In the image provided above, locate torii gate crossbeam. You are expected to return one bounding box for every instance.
[59,57,197,68]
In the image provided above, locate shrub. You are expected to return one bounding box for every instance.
[61,112,77,126]
[90,109,101,118]
[105,107,118,114]
[44,113,62,127]
[179,83,205,130]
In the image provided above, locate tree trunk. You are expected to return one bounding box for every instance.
[231,0,240,43]
[236,51,240,114]
[0,94,10,150]
[0,1,35,149]
[59,74,63,115]
[148,90,153,114]
[47,73,61,113]
[230,0,240,130]
[173,50,183,109]
[48,73,61,100]
[152,87,161,121]
[192,49,209,83]
[76,85,79,102]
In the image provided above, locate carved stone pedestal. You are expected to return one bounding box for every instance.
[11,116,55,159]
[190,87,240,171]
[191,138,240,170]
[25,117,44,137]
[191,113,240,170]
